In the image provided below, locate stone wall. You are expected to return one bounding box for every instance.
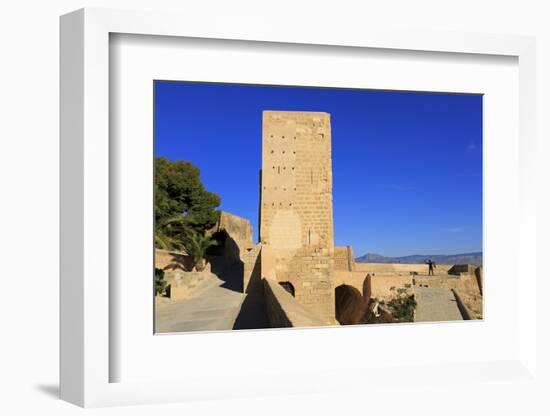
[213,210,253,244]
[242,243,262,294]
[448,264,476,276]
[259,111,335,324]
[355,262,453,274]
[334,270,412,301]
[334,246,356,271]
[155,249,193,272]
[334,270,370,298]
[475,266,483,295]
[263,278,328,328]
[205,210,257,293]
[166,269,218,301]
[370,275,413,300]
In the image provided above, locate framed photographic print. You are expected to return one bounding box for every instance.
[60,8,538,407]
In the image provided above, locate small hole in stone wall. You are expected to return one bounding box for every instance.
[283,166,286,170]
[292,167,295,170]
[279,282,295,297]
[272,166,275,169]
[282,150,285,154]
[270,150,274,153]
[289,203,292,207]
[282,135,285,139]
[270,135,273,138]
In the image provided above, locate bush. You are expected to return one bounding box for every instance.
[387,287,417,322]
[155,268,167,296]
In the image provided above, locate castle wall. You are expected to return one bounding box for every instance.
[263,278,327,328]
[215,211,253,244]
[259,111,335,324]
[448,264,477,276]
[334,246,356,271]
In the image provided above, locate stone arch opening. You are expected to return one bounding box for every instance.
[279,281,295,297]
[335,284,367,325]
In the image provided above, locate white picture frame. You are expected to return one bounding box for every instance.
[60,7,537,407]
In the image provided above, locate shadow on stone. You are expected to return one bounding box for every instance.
[233,252,268,329]
[207,231,244,293]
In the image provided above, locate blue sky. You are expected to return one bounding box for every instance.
[155,81,482,257]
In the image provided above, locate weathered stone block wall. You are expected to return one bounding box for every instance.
[167,269,217,301]
[214,211,253,243]
[355,262,453,274]
[155,248,193,272]
[259,111,335,324]
[263,278,327,328]
[370,275,414,300]
[448,264,476,276]
[334,246,356,271]
[475,266,483,295]
[334,270,371,299]
[242,243,262,294]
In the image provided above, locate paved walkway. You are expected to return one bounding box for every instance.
[155,279,246,333]
[414,287,463,322]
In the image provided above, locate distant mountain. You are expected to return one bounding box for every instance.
[355,252,482,266]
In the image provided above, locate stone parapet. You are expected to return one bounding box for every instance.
[263,278,329,328]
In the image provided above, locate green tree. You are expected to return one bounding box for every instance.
[155,157,220,250]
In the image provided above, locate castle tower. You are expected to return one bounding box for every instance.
[260,111,335,324]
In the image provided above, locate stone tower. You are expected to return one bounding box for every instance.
[259,111,335,324]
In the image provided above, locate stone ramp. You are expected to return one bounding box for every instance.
[414,287,463,322]
[155,284,246,333]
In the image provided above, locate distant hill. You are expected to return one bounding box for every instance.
[356,252,482,266]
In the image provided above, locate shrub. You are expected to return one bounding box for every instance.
[387,286,417,322]
[155,268,167,296]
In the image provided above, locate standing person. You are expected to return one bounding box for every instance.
[425,259,436,276]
